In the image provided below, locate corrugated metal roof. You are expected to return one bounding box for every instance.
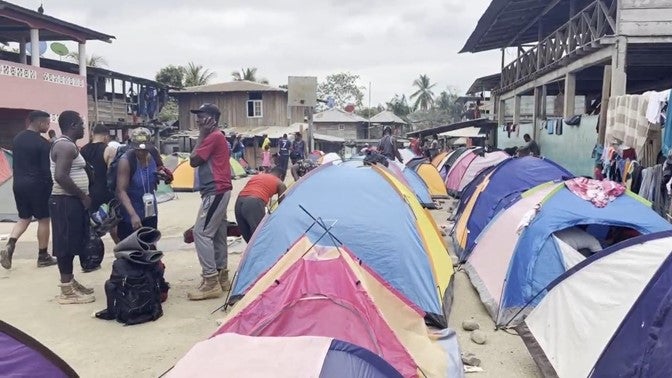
[227,123,303,139]
[370,110,407,125]
[313,108,367,123]
[172,80,286,94]
[314,133,345,142]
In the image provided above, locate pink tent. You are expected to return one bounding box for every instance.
[445,150,509,194]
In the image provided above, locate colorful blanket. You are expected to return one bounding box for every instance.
[565,177,625,208]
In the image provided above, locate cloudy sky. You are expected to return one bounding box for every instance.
[13,0,502,106]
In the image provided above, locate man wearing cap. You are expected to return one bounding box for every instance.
[188,103,233,300]
[1,110,57,270]
[115,128,160,241]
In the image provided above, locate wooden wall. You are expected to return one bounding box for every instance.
[619,0,672,36]
[313,122,365,140]
[177,91,304,130]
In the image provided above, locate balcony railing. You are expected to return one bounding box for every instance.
[497,0,617,93]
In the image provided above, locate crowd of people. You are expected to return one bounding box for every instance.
[0,102,297,305]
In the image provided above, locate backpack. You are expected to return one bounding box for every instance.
[107,146,137,193]
[80,227,104,272]
[96,259,169,325]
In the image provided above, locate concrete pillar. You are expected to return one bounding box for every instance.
[533,87,543,125]
[513,95,521,125]
[599,65,612,145]
[29,28,39,67]
[78,43,87,76]
[541,85,548,119]
[611,37,627,97]
[498,98,506,125]
[18,37,27,64]
[564,73,576,118]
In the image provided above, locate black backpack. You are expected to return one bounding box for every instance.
[96,259,168,325]
[107,146,137,194]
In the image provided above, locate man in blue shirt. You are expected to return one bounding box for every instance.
[277,133,291,181]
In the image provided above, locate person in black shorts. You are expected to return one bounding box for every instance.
[0,110,57,270]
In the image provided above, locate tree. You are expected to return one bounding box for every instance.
[155,65,185,88]
[356,104,385,119]
[157,98,179,123]
[410,74,436,111]
[183,62,216,87]
[386,94,412,117]
[231,67,269,84]
[317,72,365,110]
[436,88,463,122]
[66,52,108,67]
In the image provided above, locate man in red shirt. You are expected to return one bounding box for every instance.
[188,103,233,301]
[235,167,287,243]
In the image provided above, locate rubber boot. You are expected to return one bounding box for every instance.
[187,274,223,301]
[57,281,95,305]
[218,269,231,291]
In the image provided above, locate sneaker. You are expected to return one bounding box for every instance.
[57,281,95,305]
[0,243,15,270]
[72,278,94,295]
[82,265,101,273]
[37,254,57,268]
[187,275,223,301]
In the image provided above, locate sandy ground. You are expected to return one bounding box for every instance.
[0,177,540,377]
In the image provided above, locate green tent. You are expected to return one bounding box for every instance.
[156,180,176,203]
[230,158,247,179]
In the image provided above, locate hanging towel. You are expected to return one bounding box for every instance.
[547,120,554,134]
[556,119,563,135]
[565,177,626,208]
[664,90,672,156]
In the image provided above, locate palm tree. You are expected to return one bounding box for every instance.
[183,62,216,87]
[66,52,108,67]
[386,94,412,117]
[231,67,269,84]
[410,74,436,111]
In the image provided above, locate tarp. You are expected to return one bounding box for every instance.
[0,320,77,378]
[519,231,672,378]
[222,237,457,377]
[453,157,573,260]
[465,181,672,327]
[169,334,403,378]
[230,162,453,327]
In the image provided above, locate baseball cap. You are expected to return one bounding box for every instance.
[129,127,153,150]
[190,103,221,118]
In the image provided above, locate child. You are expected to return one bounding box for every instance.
[594,163,605,181]
[261,144,272,173]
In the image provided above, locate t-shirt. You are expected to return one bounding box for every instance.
[12,130,52,188]
[278,138,291,156]
[194,131,232,196]
[239,173,281,204]
[378,135,395,159]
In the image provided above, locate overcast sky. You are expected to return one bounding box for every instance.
[13,0,502,106]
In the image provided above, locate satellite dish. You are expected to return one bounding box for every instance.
[344,104,355,113]
[26,41,48,56]
[50,42,69,57]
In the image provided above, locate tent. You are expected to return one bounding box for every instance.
[168,334,403,378]
[464,180,672,327]
[453,157,573,260]
[0,320,78,377]
[399,148,419,163]
[431,151,449,168]
[231,162,453,327]
[443,147,469,174]
[445,150,510,195]
[230,157,247,179]
[171,161,199,192]
[518,231,672,378]
[155,180,176,203]
[222,237,460,377]
[389,161,435,209]
[413,163,449,199]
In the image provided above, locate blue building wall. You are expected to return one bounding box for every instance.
[537,115,598,177]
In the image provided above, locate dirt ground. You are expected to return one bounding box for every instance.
[0,177,540,377]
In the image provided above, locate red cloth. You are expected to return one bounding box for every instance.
[594,167,605,181]
[239,173,282,204]
[194,132,232,193]
[565,177,625,208]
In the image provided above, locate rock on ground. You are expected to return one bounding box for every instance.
[471,330,488,345]
[462,319,480,331]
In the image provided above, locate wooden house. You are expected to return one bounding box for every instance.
[312,108,368,140]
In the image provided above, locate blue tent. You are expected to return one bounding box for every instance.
[499,185,672,326]
[230,162,450,327]
[453,157,572,261]
[402,167,435,208]
[519,231,672,377]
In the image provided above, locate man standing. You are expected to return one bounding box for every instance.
[235,167,287,243]
[290,132,306,164]
[1,111,57,270]
[80,124,116,213]
[188,104,232,300]
[377,126,403,163]
[50,111,94,304]
[277,133,291,181]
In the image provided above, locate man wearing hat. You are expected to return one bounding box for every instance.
[188,103,233,300]
[115,127,160,241]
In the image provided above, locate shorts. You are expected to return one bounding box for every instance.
[14,184,50,220]
[49,196,88,259]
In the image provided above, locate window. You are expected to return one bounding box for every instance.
[247,92,263,118]
[338,124,345,130]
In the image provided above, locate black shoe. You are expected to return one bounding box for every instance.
[82,265,101,273]
[37,254,58,268]
[0,243,15,270]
